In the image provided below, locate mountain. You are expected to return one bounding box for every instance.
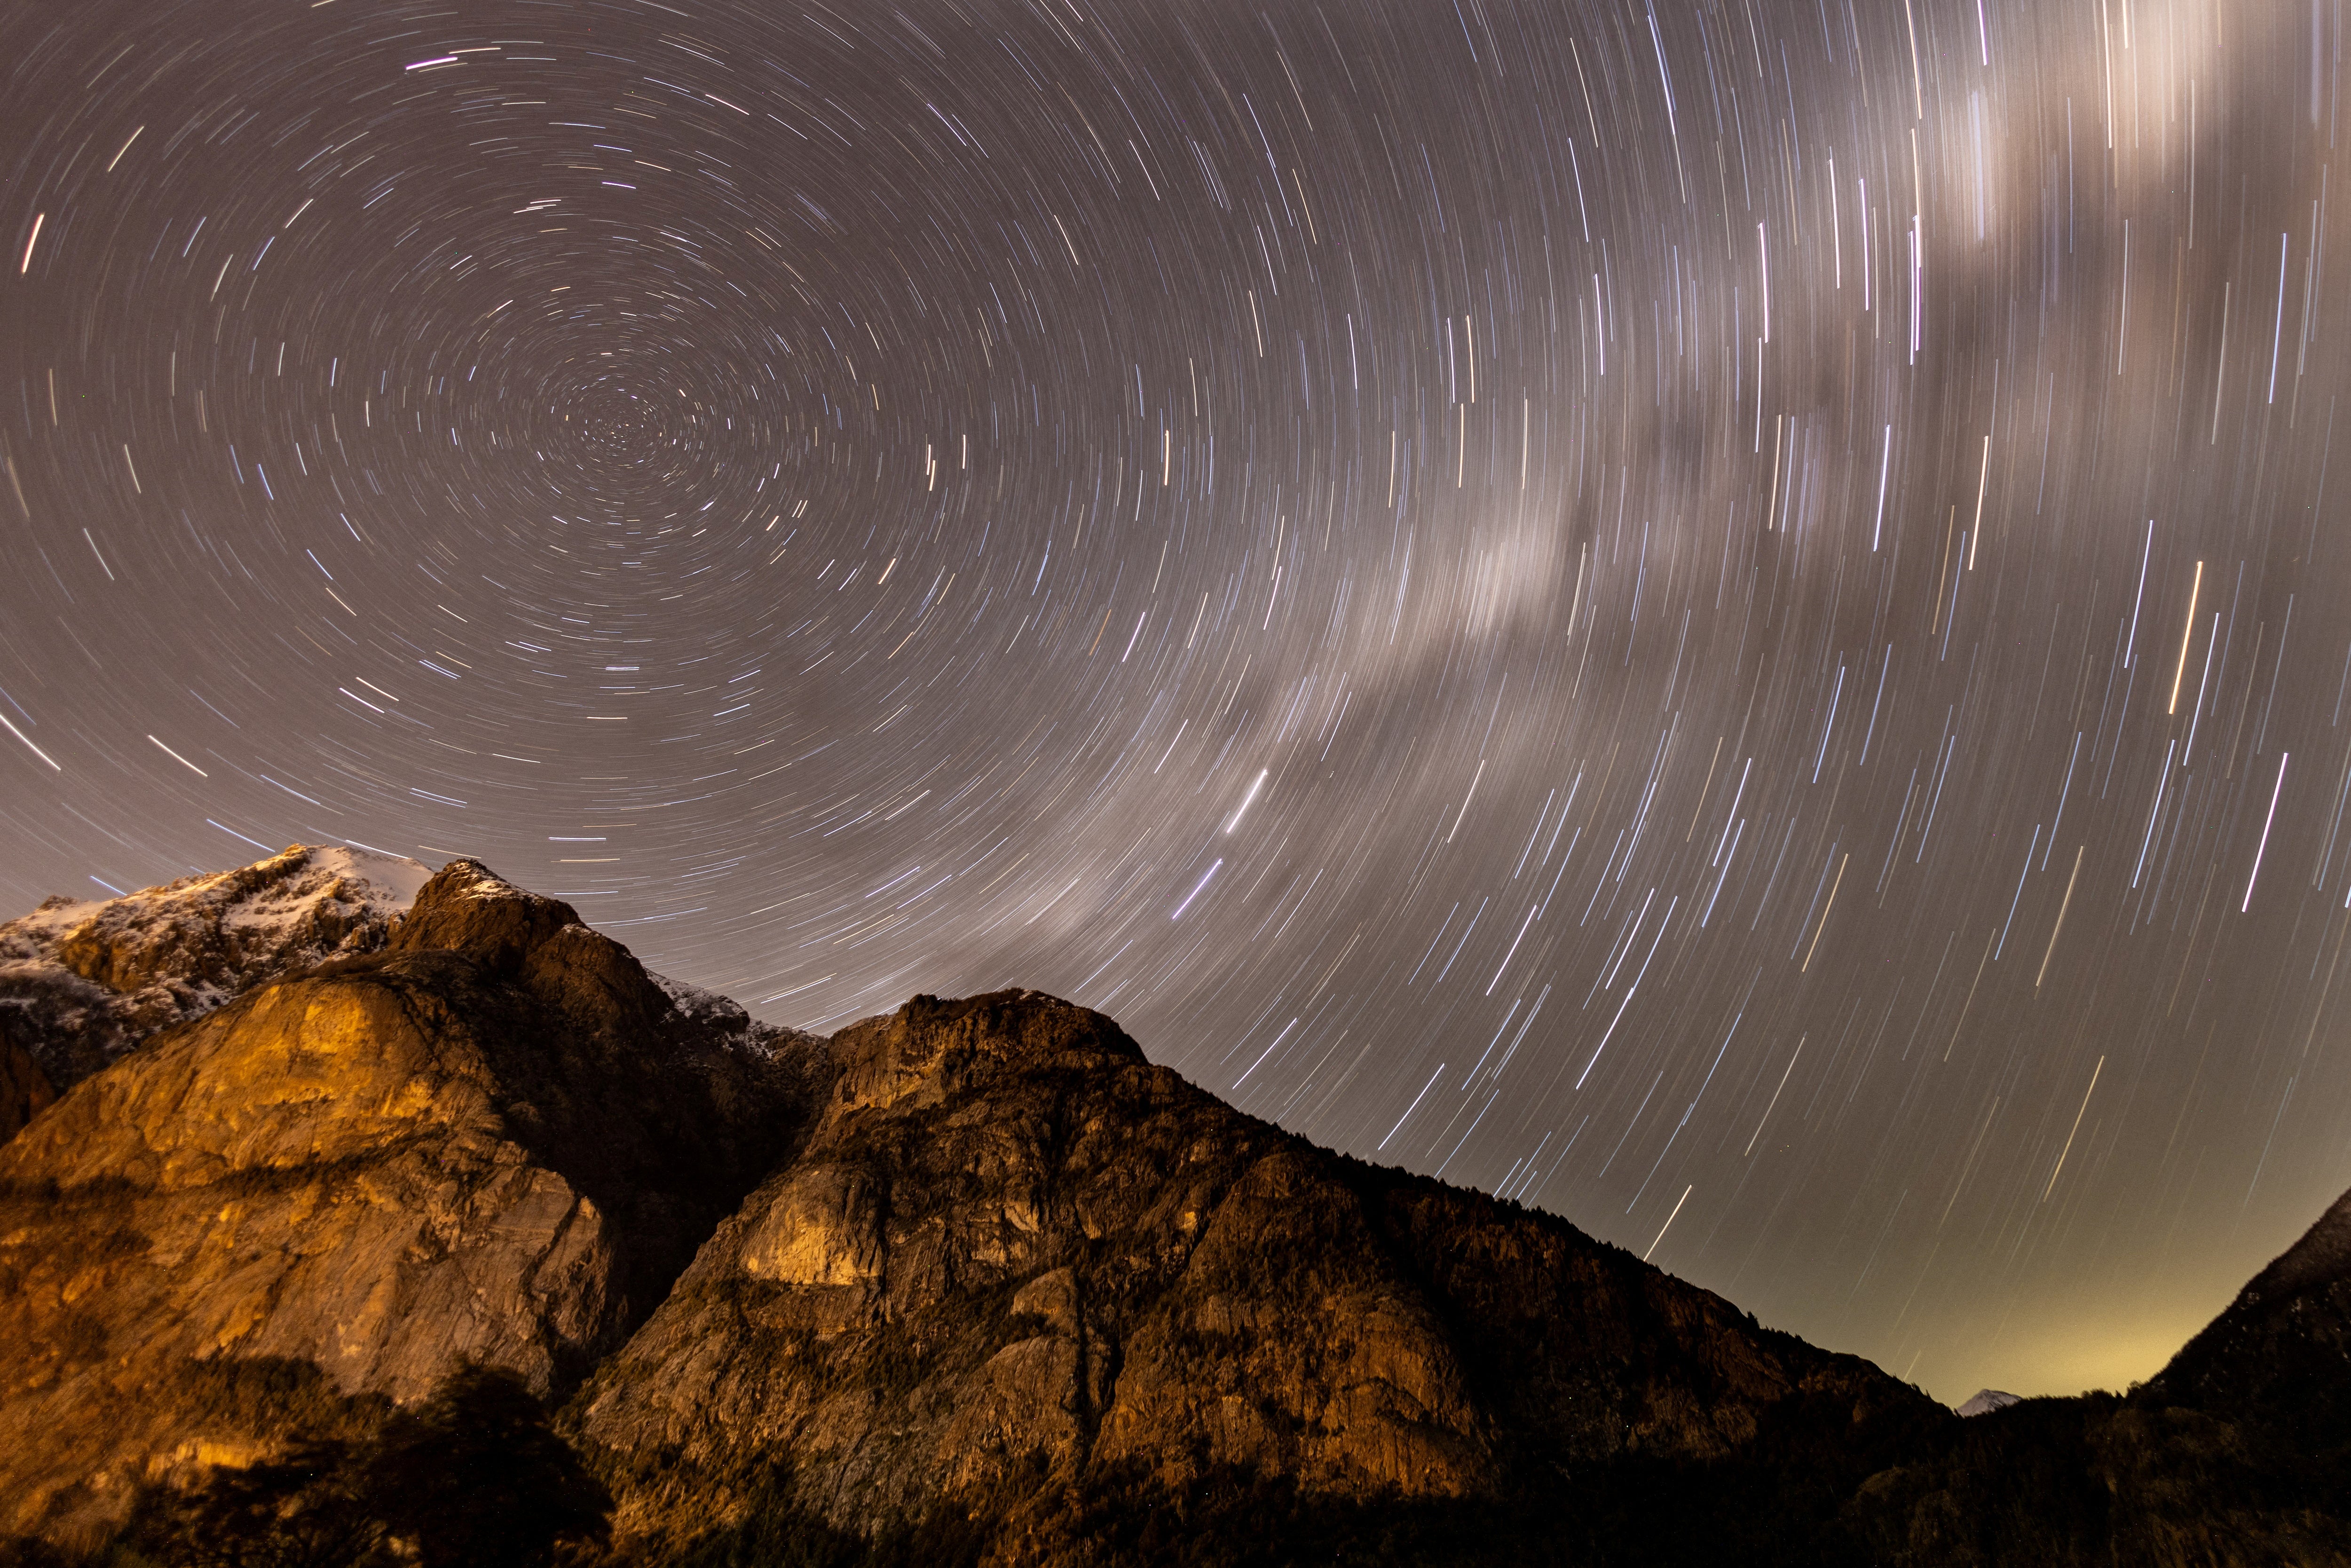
[2148,1184,2351,1446]
[0,850,2344,1565]
[1952,1389,2020,1418]
[0,845,433,1138]
[568,989,1940,1564]
[0,858,822,1550]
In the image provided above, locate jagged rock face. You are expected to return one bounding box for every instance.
[0,860,826,1546]
[0,844,432,1131]
[2151,1184,2351,1452]
[572,990,1933,1560]
[11,855,2348,1564]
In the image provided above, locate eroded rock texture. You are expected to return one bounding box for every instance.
[14,858,2340,1565]
[572,989,1934,1562]
[0,860,824,1546]
[0,844,433,1130]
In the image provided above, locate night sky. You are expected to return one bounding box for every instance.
[1,0,2343,1404]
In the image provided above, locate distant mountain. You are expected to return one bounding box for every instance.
[1953,1389,2021,1417]
[0,850,2344,1566]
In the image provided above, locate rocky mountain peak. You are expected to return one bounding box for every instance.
[0,856,825,1545]
[826,986,1144,1113]
[569,984,1945,1560]
[378,856,685,1054]
[0,844,432,1135]
[388,857,579,968]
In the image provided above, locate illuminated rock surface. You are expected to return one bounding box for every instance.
[0,857,2345,1565]
[0,845,434,1132]
[0,858,819,1545]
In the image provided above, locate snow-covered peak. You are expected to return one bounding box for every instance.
[1954,1389,2022,1417]
[0,843,436,1100]
[8,845,430,948]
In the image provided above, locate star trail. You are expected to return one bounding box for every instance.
[1,0,2345,1403]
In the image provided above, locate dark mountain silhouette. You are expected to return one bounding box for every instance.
[2149,1184,2351,1456]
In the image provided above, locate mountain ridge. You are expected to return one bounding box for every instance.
[0,855,821,1546]
[0,848,2343,1565]
[0,845,434,1138]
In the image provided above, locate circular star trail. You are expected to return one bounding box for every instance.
[1,0,2344,1402]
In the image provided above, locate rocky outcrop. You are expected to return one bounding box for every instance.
[571,989,1938,1562]
[0,844,432,1112]
[0,860,824,1547]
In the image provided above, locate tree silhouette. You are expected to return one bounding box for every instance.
[122,1438,378,1568]
[120,1362,608,1568]
[360,1363,610,1567]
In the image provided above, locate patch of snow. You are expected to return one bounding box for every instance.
[10,895,107,945]
[433,858,537,904]
[649,969,750,1027]
[0,844,436,1093]
[647,968,825,1062]
[217,845,434,938]
[306,844,436,907]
